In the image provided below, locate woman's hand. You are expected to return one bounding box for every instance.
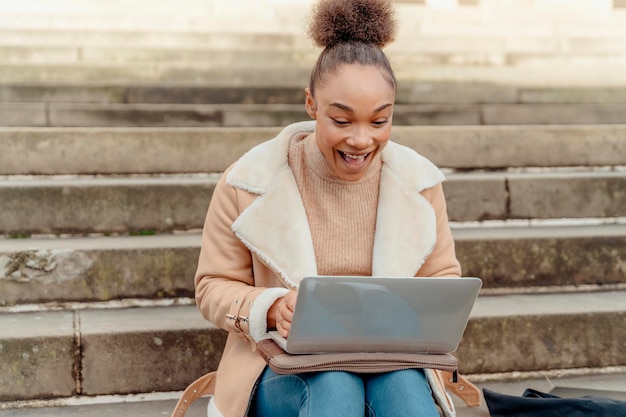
[267,290,298,337]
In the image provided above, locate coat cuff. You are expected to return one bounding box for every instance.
[249,287,290,342]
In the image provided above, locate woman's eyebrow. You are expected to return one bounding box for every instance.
[329,102,354,112]
[329,102,393,113]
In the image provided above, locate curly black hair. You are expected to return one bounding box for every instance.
[308,0,397,48]
[307,0,398,96]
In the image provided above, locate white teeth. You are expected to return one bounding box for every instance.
[343,152,367,161]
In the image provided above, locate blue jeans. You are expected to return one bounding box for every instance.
[250,367,440,417]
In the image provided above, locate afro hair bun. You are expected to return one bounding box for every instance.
[308,0,397,49]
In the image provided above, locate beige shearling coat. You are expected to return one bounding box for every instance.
[194,121,464,417]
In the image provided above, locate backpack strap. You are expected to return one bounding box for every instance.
[171,372,217,417]
[441,370,482,407]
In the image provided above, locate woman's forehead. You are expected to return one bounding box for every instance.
[315,64,395,104]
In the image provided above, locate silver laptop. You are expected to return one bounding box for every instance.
[269,276,482,354]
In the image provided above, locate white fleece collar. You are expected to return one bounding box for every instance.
[227,121,445,288]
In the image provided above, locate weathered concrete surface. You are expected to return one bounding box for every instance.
[6,101,626,127]
[5,82,626,106]
[483,103,626,125]
[6,37,626,67]
[48,103,228,128]
[79,306,226,395]
[0,306,225,401]
[1,172,624,234]
[519,87,626,104]
[0,83,307,105]
[3,371,626,417]
[45,103,309,128]
[6,62,626,87]
[457,291,626,374]
[0,103,46,126]
[2,225,624,305]
[0,127,278,175]
[393,125,626,169]
[2,125,625,175]
[508,172,626,219]
[0,63,312,85]
[0,46,78,63]
[454,224,626,289]
[0,82,513,105]
[0,84,130,105]
[37,103,477,127]
[1,292,625,400]
[0,175,218,234]
[0,311,75,401]
[443,174,508,221]
[0,29,296,49]
[0,397,211,417]
[0,235,200,305]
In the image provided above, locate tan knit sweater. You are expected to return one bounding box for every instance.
[288,133,381,276]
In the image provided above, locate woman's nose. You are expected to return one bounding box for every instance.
[346,127,372,149]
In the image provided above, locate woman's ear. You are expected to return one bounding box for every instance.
[304,88,317,120]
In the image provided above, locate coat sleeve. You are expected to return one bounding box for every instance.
[194,169,288,347]
[416,183,462,277]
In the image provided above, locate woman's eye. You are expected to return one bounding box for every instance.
[372,120,389,126]
[332,119,350,126]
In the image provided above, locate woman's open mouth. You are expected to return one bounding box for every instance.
[338,150,370,166]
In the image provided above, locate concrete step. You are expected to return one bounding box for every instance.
[0,305,224,402]
[0,45,319,66]
[4,82,626,106]
[1,224,624,306]
[1,290,625,401]
[5,101,626,127]
[0,171,624,235]
[0,29,299,49]
[0,31,622,52]
[2,125,624,175]
[4,43,626,68]
[1,1,626,35]
[4,62,626,87]
[2,369,626,417]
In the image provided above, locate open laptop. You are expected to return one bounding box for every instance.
[269,276,482,354]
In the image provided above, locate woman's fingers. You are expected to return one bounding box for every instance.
[284,290,298,312]
[278,290,298,337]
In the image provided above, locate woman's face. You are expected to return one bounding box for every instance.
[305,64,395,182]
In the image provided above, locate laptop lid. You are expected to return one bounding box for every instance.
[273,276,482,354]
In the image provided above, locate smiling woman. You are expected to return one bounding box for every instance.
[190,1,472,417]
[304,64,394,181]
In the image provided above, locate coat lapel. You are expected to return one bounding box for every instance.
[227,122,446,286]
[227,122,317,289]
[374,141,445,277]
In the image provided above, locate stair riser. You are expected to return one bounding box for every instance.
[4,84,626,105]
[0,246,197,305]
[456,312,626,374]
[1,126,625,175]
[1,229,624,306]
[5,102,626,127]
[0,174,624,234]
[0,308,227,402]
[1,306,624,401]
[5,45,626,68]
[0,181,216,235]
[0,30,296,49]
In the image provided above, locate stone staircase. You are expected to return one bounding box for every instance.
[1,1,626,416]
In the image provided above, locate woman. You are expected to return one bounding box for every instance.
[194,0,470,416]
